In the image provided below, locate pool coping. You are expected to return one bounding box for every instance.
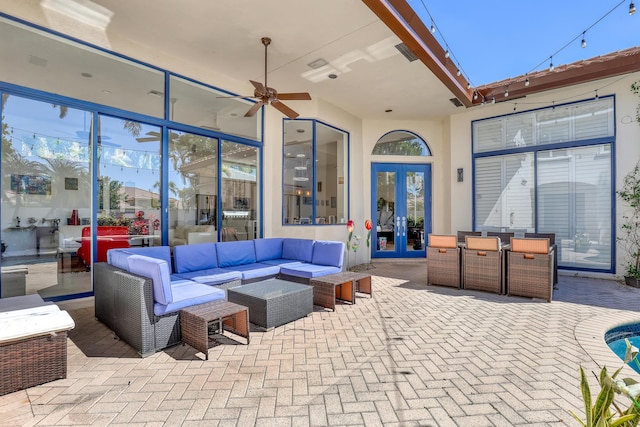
[575,311,640,380]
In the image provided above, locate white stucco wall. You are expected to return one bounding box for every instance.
[447,72,640,278]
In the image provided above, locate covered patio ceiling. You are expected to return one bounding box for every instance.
[1,0,639,121]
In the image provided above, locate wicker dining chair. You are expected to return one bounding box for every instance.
[486,231,515,244]
[426,234,460,288]
[457,230,481,243]
[524,232,557,285]
[462,236,503,294]
[507,237,554,302]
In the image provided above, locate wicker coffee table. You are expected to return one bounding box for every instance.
[309,272,359,311]
[180,300,249,360]
[227,279,313,330]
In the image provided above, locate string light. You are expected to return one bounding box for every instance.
[456,68,461,77]
[595,89,599,100]
[514,0,632,89]
[444,50,450,59]
[430,23,435,33]
[504,86,509,97]
[473,91,478,100]
[524,76,530,87]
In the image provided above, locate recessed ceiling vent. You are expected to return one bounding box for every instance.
[449,98,463,107]
[395,43,418,62]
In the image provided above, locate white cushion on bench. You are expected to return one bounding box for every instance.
[0,307,75,343]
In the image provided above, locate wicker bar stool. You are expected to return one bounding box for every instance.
[507,237,554,302]
[426,234,460,288]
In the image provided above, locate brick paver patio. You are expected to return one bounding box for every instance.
[1,261,638,426]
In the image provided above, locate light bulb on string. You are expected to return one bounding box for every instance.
[549,57,554,72]
[456,68,461,77]
[595,90,599,100]
[581,32,587,48]
[430,23,435,33]
[473,91,478,100]
[491,97,496,104]
[466,82,471,90]
[525,77,530,87]
[444,50,450,59]
[630,1,636,15]
[504,87,509,97]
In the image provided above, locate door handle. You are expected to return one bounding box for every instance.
[396,216,400,237]
[402,216,406,237]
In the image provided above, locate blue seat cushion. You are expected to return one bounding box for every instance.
[217,240,257,267]
[153,282,225,316]
[279,263,342,279]
[261,258,302,267]
[221,263,280,280]
[282,238,315,263]
[109,246,172,272]
[127,255,173,305]
[173,242,218,273]
[173,268,242,286]
[254,238,284,262]
[311,240,345,268]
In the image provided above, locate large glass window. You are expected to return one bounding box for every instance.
[0,17,165,118]
[98,115,162,248]
[1,94,92,298]
[168,131,218,246]
[283,120,348,225]
[472,97,614,272]
[221,141,259,240]
[169,76,261,141]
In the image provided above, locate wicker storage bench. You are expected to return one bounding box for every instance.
[227,279,312,329]
[0,294,75,396]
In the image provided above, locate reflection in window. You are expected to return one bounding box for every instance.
[98,116,161,247]
[169,76,261,141]
[283,120,349,225]
[0,94,92,298]
[221,141,259,240]
[168,131,218,246]
[372,130,430,156]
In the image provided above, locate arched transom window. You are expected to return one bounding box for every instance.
[372,130,431,156]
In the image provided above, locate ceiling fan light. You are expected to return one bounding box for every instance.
[292,177,309,182]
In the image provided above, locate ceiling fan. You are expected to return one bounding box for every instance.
[227,37,311,119]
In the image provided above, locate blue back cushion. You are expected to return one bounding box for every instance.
[127,255,173,305]
[311,240,345,268]
[282,238,315,263]
[108,246,172,272]
[217,240,257,267]
[254,238,284,262]
[173,243,218,273]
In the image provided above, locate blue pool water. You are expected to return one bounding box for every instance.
[605,323,640,374]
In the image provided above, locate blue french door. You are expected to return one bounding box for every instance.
[371,163,431,258]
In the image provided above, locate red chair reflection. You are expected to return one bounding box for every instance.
[77,226,130,267]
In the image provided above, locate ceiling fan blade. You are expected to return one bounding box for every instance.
[271,100,299,119]
[244,101,264,117]
[277,92,312,101]
[250,80,265,91]
[216,94,256,99]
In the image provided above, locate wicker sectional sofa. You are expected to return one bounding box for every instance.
[94,238,345,356]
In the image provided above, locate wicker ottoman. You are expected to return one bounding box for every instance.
[227,279,313,329]
[0,295,75,396]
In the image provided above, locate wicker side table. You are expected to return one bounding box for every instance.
[309,272,356,311]
[180,300,249,360]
